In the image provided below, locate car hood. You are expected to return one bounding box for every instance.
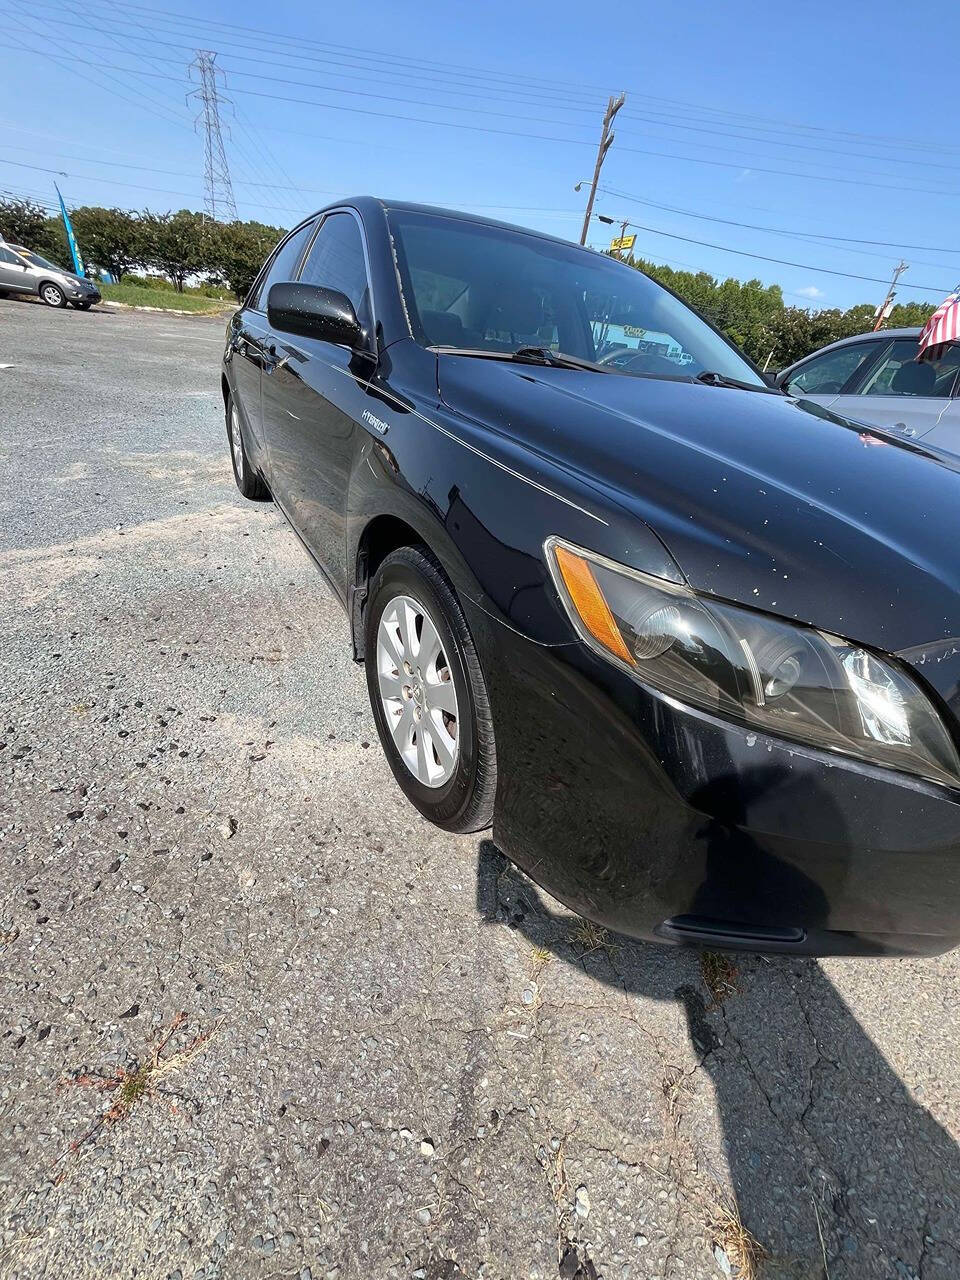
[437,357,960,665]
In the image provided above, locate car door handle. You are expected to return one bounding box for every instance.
[263,343,289,374]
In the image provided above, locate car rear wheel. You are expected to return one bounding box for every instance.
[226,392,270,501]
[365,546,497,833]
[39,282,66,308]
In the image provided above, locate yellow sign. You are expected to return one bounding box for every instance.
[610,234,636,252]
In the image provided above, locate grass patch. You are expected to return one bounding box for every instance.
[99,282,233,313]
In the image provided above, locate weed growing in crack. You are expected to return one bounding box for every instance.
[661,1063,696,1131]
[700,951,740,1008]
[569,919,619,961]
[54,1011,220,1181]
[711,1202,769,1280]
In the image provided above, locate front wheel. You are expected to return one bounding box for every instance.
[226,392,270,500]
[365,547,497,833]
[74,300,94,311]
[39,282,66,308]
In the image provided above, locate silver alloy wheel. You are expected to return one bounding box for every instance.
[41,284,63,306]
[230,404,244,481]
[376,593,460,788]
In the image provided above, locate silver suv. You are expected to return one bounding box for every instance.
[0,243,101,309]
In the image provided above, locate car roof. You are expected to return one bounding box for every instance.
[384,198,575,244]
[308,196,585,253]
[802,327,921,355]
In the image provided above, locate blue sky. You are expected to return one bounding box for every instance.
[2,0,958,311]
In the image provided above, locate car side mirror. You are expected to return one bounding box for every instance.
[267,282,363,348]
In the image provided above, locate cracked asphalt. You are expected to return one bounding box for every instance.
[1,298,959,1280]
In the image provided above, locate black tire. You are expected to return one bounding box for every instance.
[226,391,270,501]
[365,546,497,833]
[74,300,94,311]
[39,282,67,308]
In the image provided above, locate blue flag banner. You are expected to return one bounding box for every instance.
[55,184,84,277]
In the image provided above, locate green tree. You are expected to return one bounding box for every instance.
[0,197,49,249]
[141,209,214,291]
[37,216,72,268]
[206,219,285,299]
[628,256,784,364]
[69,206,146,280]
[888,301,937,328]
[622,254,941,370]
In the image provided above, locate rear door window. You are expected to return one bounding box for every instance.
[860,338,960,397]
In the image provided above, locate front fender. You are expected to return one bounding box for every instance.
[345,345,681,647]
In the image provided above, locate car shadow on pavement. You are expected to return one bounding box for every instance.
[476,782,960,1277]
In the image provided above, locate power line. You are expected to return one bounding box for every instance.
[596,186,960,268]
[65,0,960,152]
[91,0,290,203]
[0,155,587,225]
[15,0,606,120]
[20,19,960,195]
[17,40,960,204]
[14,35,960,204]
[57,0,194,131]
[605,219,952,294]
[0,22,191,136]
[48,0,960,162]
[23,0,960,183]
[12,3,960,199]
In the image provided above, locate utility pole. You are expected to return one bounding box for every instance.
[578,92,626,246]
[873,259,908,331]
[188,50,238,222]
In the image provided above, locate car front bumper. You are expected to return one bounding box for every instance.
[466,601,960,957]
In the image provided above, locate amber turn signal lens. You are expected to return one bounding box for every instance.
[553,545,635,666]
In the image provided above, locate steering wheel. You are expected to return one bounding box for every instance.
[598,349,682,376]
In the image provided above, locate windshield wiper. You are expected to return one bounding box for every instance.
[429,345,613,373]
[510,346,611,372]
[695,369,780,393]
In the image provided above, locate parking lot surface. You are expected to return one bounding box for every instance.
[1,299,959,1280]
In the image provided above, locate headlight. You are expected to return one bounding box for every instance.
[545,536,960,788]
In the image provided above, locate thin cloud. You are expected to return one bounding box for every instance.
[796,285,824,299]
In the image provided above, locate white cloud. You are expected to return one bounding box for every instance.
[796,285,824,299]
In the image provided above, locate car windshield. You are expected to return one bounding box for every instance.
[15,249,66,272]
[387,209,764,385]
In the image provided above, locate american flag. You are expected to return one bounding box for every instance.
[918,289,960,361]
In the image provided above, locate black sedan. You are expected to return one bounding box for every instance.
[222,198,960,957]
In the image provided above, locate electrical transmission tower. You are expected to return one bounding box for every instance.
[188,50,238,222]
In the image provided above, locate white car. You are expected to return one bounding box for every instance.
[776,328,960,452]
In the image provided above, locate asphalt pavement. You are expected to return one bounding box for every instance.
[1,297,959,1280]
